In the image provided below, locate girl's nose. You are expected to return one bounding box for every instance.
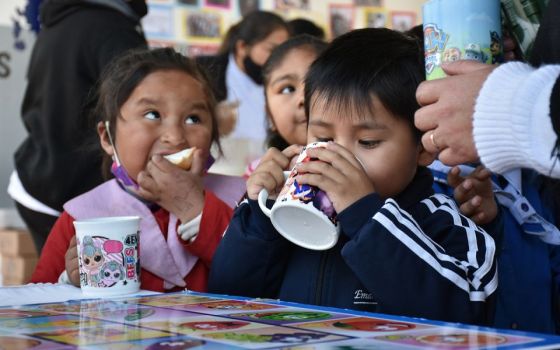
[161,123,186,146]
[296,84,305,108]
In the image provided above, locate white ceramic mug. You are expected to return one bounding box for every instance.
[74,216,141,297]
[258,142,339,250]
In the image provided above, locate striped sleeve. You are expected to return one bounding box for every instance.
[341,193,497,323]
[376,194,498,301]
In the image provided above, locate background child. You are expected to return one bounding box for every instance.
[431,161,560,334]
[209,28,497,325]
[31,48,233,292]
[245,35,327,177]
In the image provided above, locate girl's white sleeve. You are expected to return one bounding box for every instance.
[473,62,560,178]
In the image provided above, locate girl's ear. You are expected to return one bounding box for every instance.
[97,121,114,157]
[265,105,277,132]
[235,39,248,57]
[417,143,436,166]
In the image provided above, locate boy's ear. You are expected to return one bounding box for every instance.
[97,121,114,157]
[417,143,436,166]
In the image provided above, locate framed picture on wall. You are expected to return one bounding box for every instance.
[363,7,387,28]
[390,11,416,31]
[204,0,231,9]
[354,0,382,6]
[239,0,260,16]
[185,44,220,56]
[329,4,354,39]
[274,0,310,11]
[177,0,198,5]
[183,10,223,40]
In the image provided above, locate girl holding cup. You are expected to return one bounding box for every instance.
[31,48,233,293]
[244,34,328,177]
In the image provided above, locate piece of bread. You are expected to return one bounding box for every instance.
[164,148,195,170]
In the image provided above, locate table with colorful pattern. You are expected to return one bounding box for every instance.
[0,290,559,349]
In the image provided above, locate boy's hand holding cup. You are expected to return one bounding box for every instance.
[296,142,374,214]
[257,142,358,251]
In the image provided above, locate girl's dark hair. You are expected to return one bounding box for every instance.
[218,22,241,55]
[262,35,328,149]
[92,47,220,179]
[288,18,325,40]
[231,11,290,55]
[304,28,425,141]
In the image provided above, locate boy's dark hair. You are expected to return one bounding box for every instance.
[405,24,424,47]
[288,18,325,40]
[262,35,328,149]
[231,11,290,55]
[304,28,425,140]
[92,47,220,179]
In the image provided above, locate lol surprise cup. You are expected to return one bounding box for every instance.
[74,216,140,297]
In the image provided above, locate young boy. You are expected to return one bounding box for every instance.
[209,28,497,325]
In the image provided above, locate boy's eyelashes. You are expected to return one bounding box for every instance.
[359,140,382,148]
[312,137,381,148]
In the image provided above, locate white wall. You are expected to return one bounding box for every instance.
[0,0,26,26]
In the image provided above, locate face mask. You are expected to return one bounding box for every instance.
[105,121,139,192]
[243,55,264,85]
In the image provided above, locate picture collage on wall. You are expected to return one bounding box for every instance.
[143,0,418,56]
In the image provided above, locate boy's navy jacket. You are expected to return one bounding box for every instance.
[432,166,560,334]
[209,167,498,325]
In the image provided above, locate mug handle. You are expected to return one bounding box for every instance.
[258,188,273,218]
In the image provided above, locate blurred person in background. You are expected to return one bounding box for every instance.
[8,0,147,253]
[196,11,290,175]
[288,18,325,40]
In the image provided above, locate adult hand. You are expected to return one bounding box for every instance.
[415,60,496,166]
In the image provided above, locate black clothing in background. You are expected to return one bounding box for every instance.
[13,0,147,252]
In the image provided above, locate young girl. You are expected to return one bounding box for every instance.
[244,35,328,177]
[210,28,497,325]
[31,48,233,292]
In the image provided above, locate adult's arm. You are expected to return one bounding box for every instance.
[473,62,560,177]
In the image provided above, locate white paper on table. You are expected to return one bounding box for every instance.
[0,283,159,307]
